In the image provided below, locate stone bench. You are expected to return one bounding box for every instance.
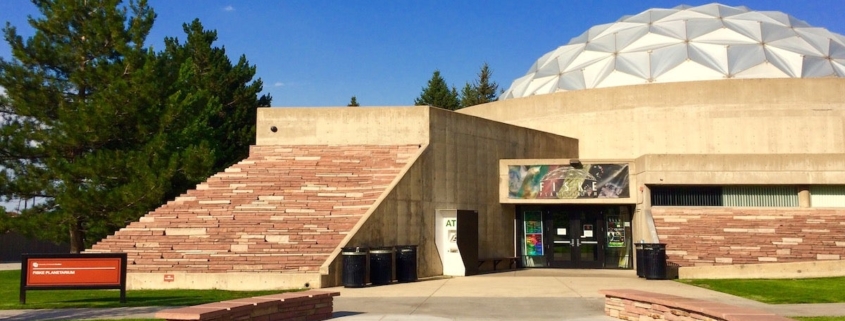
[600,289,795,321]
[155,290,339,321]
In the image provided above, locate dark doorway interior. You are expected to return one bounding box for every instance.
[518,205,632,269]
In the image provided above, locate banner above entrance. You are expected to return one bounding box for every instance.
[501,160,633,203]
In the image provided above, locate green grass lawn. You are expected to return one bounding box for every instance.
[0,270,301,309]
[795,318,845,321]
[678,277,845,304]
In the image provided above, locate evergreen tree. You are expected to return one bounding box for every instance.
[460,63,499,108]
[157,19,270,199]
[347,96,359,107]
[0,0,215,252]
[414,70,459,111]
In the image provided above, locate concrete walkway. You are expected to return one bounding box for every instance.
[0,266,843,320]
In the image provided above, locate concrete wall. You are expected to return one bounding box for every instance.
[679,260,845,279]
[458,78,845,159]
[633,154,845,185]
[257,106,429,146]
[320,107,578,286]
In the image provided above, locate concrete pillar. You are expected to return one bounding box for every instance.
[798,185,811,208]
[633,185,658,243]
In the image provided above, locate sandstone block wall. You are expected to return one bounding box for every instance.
[652,207,845,266]
[88,145,418,274]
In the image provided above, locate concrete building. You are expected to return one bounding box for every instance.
[90,4,845,289]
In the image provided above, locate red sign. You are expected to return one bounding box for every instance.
[26,257,123,286]
[164,274,175,282]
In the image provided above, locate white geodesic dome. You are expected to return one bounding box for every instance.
[502,3,845,99]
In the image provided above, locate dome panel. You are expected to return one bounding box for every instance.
[504,73,534,98]
[802,56,835,77]
[569,30,590,44]
[534,57,561,78]
[534,50,559,72]
[795,29,832,56]
[558,70,586,91]
[723,19,762,42]
[686,19,725,39]
[768,37,823,56]
[650,43,688,78]
[693,27,758,45]
[595,70,649,88]
[649,20,687,40]
[564,50,614,73]
[503,3,845,99]
[623,8,678,23]
[616,25,650,50]
[788,15,811,28]
[594,22,646,40]
[688,3,748,18]
[764,46,803,77]
[586,33,618,53]
[658,9,717,23]
[731,11,789,26]
[620,33,684,53]
[761,22,796,43]
[759,11,793,27]
[549,44,586,72]
[587,23,614,39]
[689,43,729,74]
[533,75,563,95]
[733,62,790,78]
[832,60,845,77]
[582,56,616,88]
[524,75,559,96]
[654,60,725,83]
[830,41,845,59]
[616,51,651,79]
[727,44,765,75]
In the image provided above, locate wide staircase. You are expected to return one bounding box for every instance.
[88,144,419,275]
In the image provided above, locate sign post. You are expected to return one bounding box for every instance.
[20,253,127,304]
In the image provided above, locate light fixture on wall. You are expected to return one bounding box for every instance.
[569,159,582,167]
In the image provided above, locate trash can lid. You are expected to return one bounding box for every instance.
[341,251,367,255]
[369,249,393,254]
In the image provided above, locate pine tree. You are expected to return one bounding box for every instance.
[0,0,215,252]
[460,63,499,108]
[414,70,460,111]
[157,19,270,199]
[347,96,359,107]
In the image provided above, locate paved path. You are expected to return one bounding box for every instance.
[0,263,19,271]
[1,267,843,320]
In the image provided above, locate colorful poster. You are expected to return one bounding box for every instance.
[523,211,543,256]
[508,164,630,199]
[606,215,625,248]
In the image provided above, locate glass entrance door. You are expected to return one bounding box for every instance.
[546,207,603,268]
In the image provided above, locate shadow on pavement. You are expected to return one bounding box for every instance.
[0,306,168,321]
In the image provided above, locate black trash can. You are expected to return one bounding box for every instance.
[342,247,368,288]
[369,247,394,285]
[643,243,667,280]
[635,243,645,278]
[395,245,417,283]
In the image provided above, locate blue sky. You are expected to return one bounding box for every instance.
[1,0,845,107]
